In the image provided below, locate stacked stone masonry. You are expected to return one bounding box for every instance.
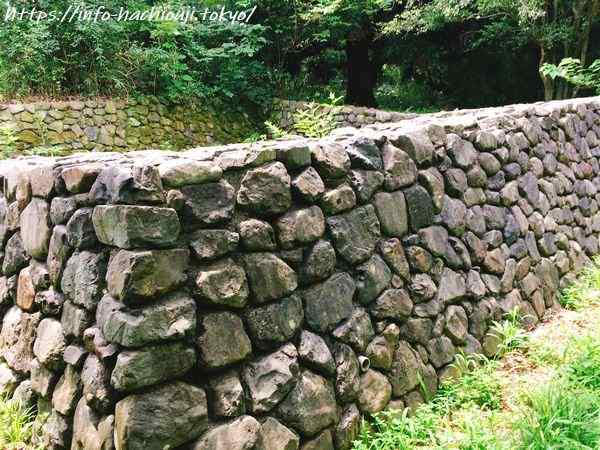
[0,97,254,153]
[0,96,599,450]
[273,99,419,130]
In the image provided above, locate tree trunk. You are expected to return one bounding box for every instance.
[539,45,555,101]
[345,37,378,107]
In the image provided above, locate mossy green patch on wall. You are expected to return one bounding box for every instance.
[0,97,258,155]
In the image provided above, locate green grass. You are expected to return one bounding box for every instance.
[354,260,600,450]
[516,382,600,450]
[0,395,43,450]
[559,256,600,311]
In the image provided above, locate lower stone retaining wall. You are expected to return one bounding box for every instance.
[0,97,255,154]
[0,96,599,450]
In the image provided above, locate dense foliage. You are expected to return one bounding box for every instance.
[0,0,598,110]
[0,0,269,106]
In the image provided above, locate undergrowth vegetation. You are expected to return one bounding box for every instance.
[0,395,43,450]
[353,258,600,449]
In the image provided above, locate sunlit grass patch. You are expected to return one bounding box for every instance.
[515,381,600,450]
[560,256,600,310]
[0,394,42,450]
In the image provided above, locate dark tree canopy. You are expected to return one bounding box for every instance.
[0,0,598,110]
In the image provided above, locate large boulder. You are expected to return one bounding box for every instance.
[71,397,115,450]
[111,342,196,392]
[158,159,222,187]
[115,381,208,450]
[195,258,249,308]
[3,233,29,276]
[276,206,325,249]
[189,229,239,261]
[389,341,421,396]
[373,191,408,237]
[197,312,252,369]
[245,295,304,349]
[382,142,417,190]
[242,344,299,413]
[92,205,180,249]
[298,330,335,376]
[327,205,381,264]
[61,251,107,310]
[355,255,392,304]
[180,180,236,227]
[191,415,261,450]
[20,198,52,260]
[237,162,292,216]
[357,369,392,414]
[255,417,300,450]
[243,253,297,303]
[32,318,65,370]
[276,370,337,437]
[404,185,435,232]
[206,371,245,418]
[0,306,41,373]
[106,249,188,303]
[97,291,196,347]
[303,273,355,333]
[52,365,81,415]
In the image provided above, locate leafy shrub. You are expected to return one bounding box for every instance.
[541,58,600,95]
[292,92,343,138]
[0,1,270,107]
[487,307,530,357]
[375,65,444,112]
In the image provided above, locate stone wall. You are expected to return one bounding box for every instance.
[0,97,256,153]
[272,99,419,131]
[0,96,599,450]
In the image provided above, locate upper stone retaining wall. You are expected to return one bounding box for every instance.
[0,97,255,153]
[0,96,599,450]
[272,99,419,130]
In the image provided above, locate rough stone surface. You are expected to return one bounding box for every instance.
[358,369,392,414]
[238,162,292,216]
[243,344,299,413]
[96,292,196,347]
[2,96,600,450]
[298,330,335,376]
[197,312,252,369]
[33,318,65,370]
[303,273,355,333]
[276,206,326,248]
[180,180,236,226]
[195,258,248,308]
[93,205,180,249]
[115,381,208,450]
[111,341,196,392]
[61,251,106,310]
[206,370,245,418]
[373,191,408,237]
[192,416,260,450]
[276,370,337,437]
[256,417,300,450]
[245,295,304,349]
[106,249,188,303]
[20,198,52,260]
[327,205,381,264]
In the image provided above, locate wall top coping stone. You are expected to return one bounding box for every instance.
[2,96,599,189]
